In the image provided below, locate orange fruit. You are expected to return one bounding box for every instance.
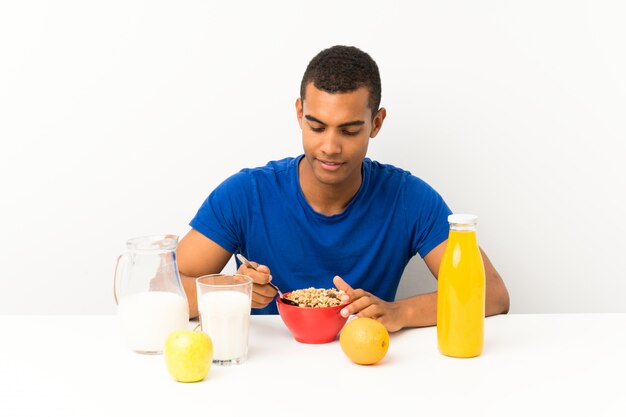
[339,317,389,365]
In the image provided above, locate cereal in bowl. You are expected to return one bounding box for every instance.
[285,287,346,308]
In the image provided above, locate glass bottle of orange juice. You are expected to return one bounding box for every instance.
[437,214,485,358]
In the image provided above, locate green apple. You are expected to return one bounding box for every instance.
[164,329,213,382]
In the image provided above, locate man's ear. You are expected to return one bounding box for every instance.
[369,107,387,138]
[295,98,304,126]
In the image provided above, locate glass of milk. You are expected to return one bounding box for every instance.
[196,274,253,366]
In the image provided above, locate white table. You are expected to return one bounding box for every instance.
[0,314,624,416]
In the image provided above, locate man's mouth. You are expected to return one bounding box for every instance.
[318,159,343,171]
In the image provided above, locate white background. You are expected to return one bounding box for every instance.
[1,0,624,315]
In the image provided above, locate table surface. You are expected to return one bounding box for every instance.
[0,314,624,416]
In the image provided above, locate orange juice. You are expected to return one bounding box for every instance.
[437,214,485,358]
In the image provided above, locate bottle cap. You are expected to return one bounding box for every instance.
[448,214,478,225]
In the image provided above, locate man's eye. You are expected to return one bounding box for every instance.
[310,126,325,132]
[343,130,360,136]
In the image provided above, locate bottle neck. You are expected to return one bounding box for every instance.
[450,224,477,232]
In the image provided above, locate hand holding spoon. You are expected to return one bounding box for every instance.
[236,254,300,306]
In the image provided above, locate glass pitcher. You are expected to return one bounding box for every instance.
[114,234,190,354]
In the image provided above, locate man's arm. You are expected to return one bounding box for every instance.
[397,241,510,328]
[424,240,510,318]
[176,229,232,319]
[176,229,278,318]
[335,240,510,332]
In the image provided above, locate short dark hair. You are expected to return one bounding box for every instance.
[300,45,382,115]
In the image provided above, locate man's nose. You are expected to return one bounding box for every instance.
[320,130,341,155]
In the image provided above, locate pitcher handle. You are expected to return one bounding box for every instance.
[113,253,129,305]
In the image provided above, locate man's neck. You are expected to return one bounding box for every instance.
[298,160,362,216]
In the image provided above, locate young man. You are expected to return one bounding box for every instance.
[177,45,510,332]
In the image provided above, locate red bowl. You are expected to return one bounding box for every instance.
[276,294,349,344]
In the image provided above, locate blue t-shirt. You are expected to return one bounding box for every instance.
[190,155,452,314]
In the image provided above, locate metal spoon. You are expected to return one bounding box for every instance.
[236,254,300,307]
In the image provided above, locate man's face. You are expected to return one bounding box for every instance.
[296,83,384,189]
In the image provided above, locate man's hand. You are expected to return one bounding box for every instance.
[333,276,405,332]
[237,261,277,309]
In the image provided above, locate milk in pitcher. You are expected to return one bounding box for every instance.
[118,291,189,353]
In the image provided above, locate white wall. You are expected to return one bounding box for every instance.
[1,0,624,314]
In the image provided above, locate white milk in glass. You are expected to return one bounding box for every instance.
[198,291,250,364]
[118,291,189,353]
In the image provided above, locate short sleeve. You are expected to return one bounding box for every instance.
[189,172,249,254]
[403,176,452,258]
